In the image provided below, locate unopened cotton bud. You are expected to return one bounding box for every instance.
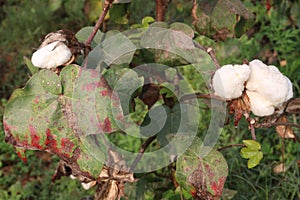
[212,64,250,99]
[31,41,72,69]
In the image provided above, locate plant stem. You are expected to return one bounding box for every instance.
[218,144,246,151]
[255,122,300,129]
[156,0,168,21]
[193,42,220,69]
[180,92,224,102]
[129,135,157,172]
[84,0,114,47]
[191,0,198,21]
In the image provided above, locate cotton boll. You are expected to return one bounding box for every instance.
[285,77,293,100]
[246,59,293,107]
[246,91,275,116]
[31,41,72,69]
[81,181,97,190]
[212,64,250,99]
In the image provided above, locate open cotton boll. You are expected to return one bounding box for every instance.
[246,59,293,107]
[31,41,72,69]
[246,91,275,116]
[212,64,250,99]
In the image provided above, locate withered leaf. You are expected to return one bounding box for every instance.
[275,116,295,139]
[285,98,300,114]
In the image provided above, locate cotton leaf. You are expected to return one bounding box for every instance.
[240,148,258,159]
[3,65,124,179]
[176,137,228,199]
[247,151,263,169]
[242,140,261,150]
[240,140,263,169]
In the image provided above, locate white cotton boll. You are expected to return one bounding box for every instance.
[212,64,250,99]
[69,174,77,180]
[81,181,97,190]
[246,91,275,116]
[246,59,293,107]
[285,77,294,100]
[31,41,72,69]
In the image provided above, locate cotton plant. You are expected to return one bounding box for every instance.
[212,59,293,117]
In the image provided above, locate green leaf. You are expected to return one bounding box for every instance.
[110,4,129,25]
[242,140,261,150]
[23,56,39,75]
[141,16,155,27]
[247,151,263,169]
[160,82,175,98]
[104,67,144,115]
[49,0,62,12]
[221,188,238,200]
[240,148,259,159]
[76,26,105,48]
[235,16,255,38]
[170,22,194,38]
[141,24,200,66]
[240,140,263,168]
[85,31,136,71]
[156,103,199,147]
[85,0,106,22]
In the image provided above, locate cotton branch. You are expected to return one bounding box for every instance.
[193,42,220,69]
[218,144,246,151]
[84,0,114,48]
[180,92,224,102]
[191,0,198,21]
[129,135,157,172]
[156,0,169,21]
[255,121,300,130]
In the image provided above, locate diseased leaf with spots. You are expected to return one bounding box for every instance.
[141,22,199,66]
[194,0,255,39]
[3,64,124,179]
[176,137,228,200]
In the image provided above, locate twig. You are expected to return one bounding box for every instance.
[218,144,246,151]
[191,0,198,21]
[180,92,224,102]
[250,123,256,140]
[193,42,220,69]
[255,122,300,129]
[84,0,114,47]
[156,0,169,21]
[129,135,157,172]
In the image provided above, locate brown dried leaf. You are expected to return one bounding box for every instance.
[285,98,300,114]
[94,149,134,200]
[228,92,251,126]
[276,116,295,139]
[273,163,287,174]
